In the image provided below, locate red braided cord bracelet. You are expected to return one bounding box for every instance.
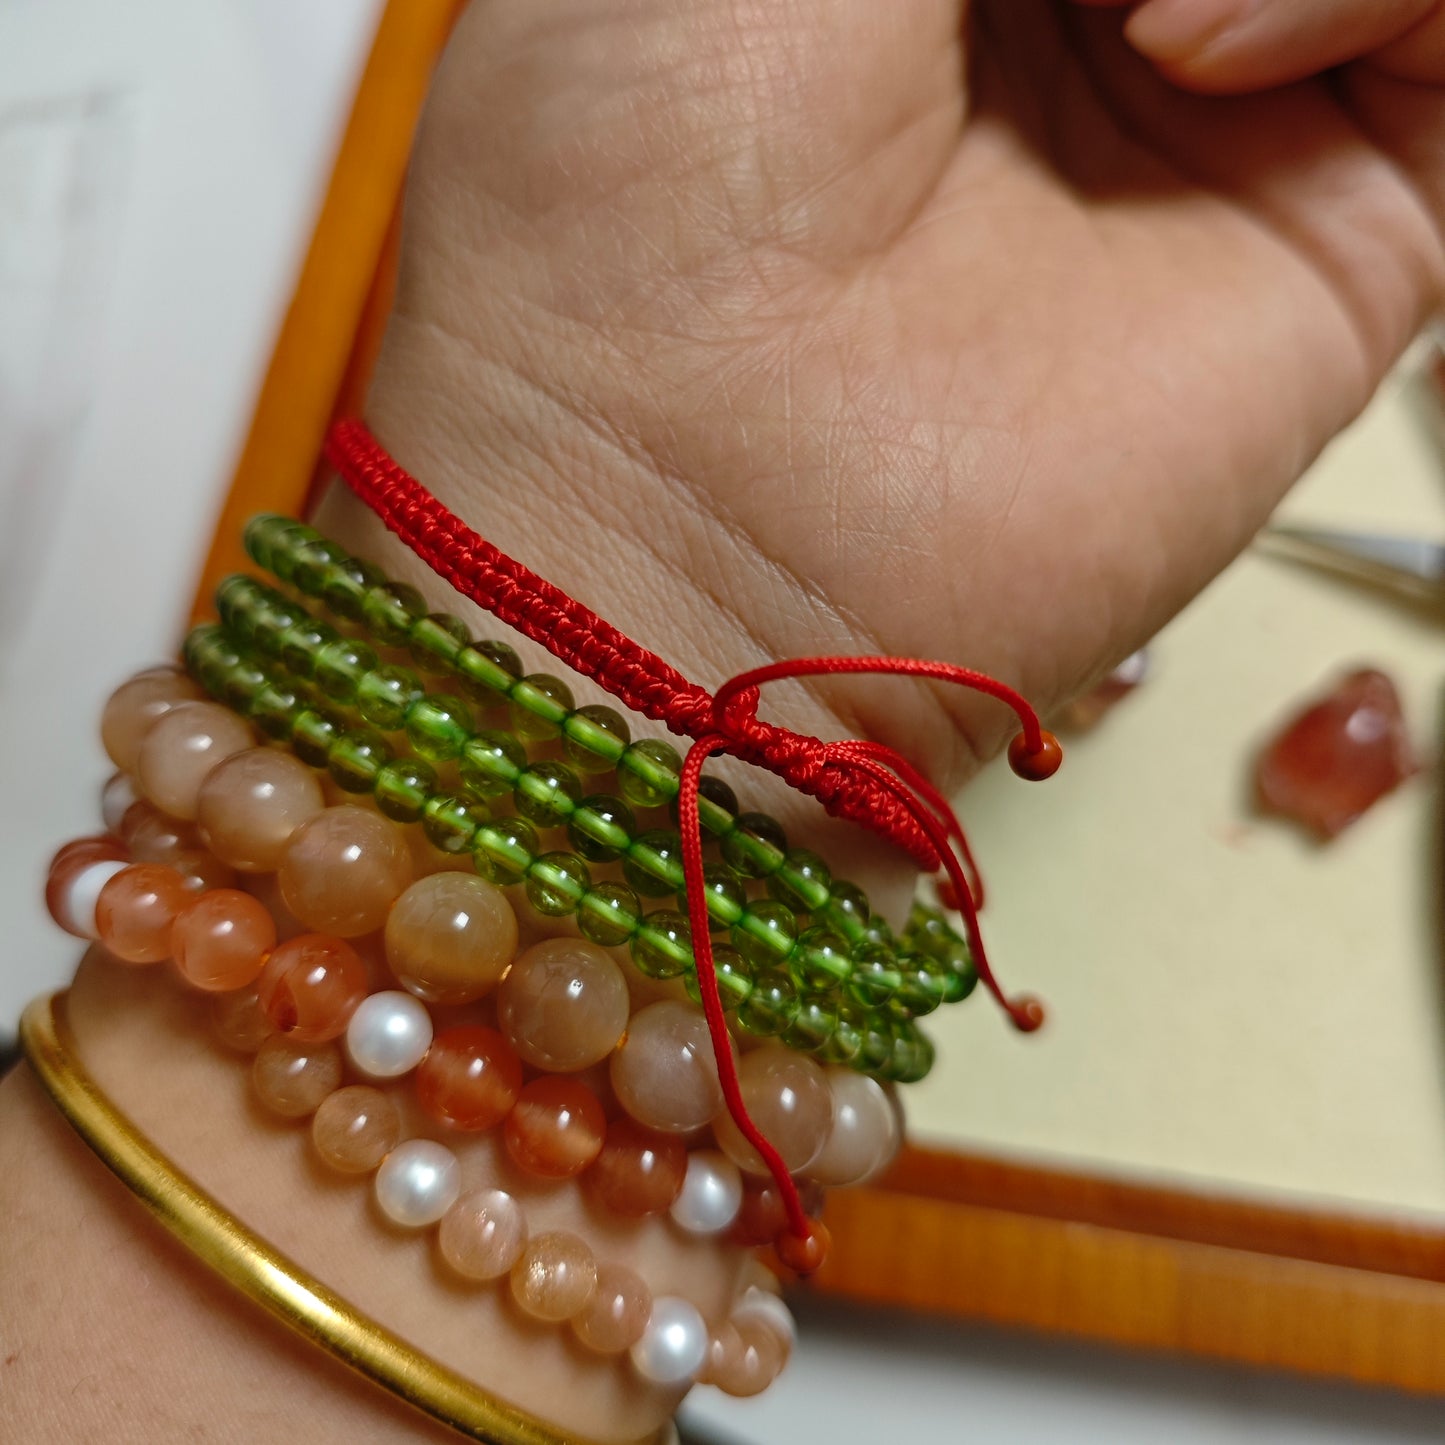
[324,417,1062,1261]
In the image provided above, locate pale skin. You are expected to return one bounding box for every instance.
[5,1,1445,1439]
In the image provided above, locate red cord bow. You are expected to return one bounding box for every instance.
[324,418,1061,1262]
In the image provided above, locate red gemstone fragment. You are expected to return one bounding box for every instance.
[1255,668,1416,840]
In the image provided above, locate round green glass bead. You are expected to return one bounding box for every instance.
[767,849,832,912]
[737,969,799,1038]
[890,963,948,1019]
[405,693,474,763]
[562,704,630,772]
[361,580,426,648]
[846,943,903,1008]
[621,829,685,898]
[856,1016,895,1074]
[789,926,852,995]
[319,555,385,621]
[262,519,322,583]
[472,816,539,887]
[291,708,342,767]
[459,731,526,797]
[423,792,488,855]
[889,1026,935,1084]
[524,851,591,918]
[618,739,682,809]
[719,811,788,880]
[374,758,437,823]
[278,617,339,679]
[514,760,582,827]
[184,626,239,690]
[313,638,379,704]
[248,593,307,658]
[731,899,797,969]
[251,678,307,739]
[566,795,635,863]
[686,862,746,931]
[783,1000,837,1055]
[243,515,305,574]
[455,639,523,702]
[220,656,269,713]
[214,575,262,643]
[669,774,738,836]
[289,537,348,598]
[355,664,424,731]
[328,729,391,793]
[817,1004,865,1067]
[408,612,468,674]
[508,673,575,742]
[944,946,978,1003]
[631,910,693,980]
[820,880,871,943]
[577,882,642,947]
[683,945,754,1012]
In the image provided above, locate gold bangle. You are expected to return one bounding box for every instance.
[19,992,674,1445]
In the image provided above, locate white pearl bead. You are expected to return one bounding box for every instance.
[630,1296,708,1385]
[346,990,433,1078]
[64,860,129,939]
[733,1286,796,1347]
[101,773,138,832]
[669,1149,741,1235]
[374,1140,460,1227]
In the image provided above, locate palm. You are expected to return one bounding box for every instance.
[375,0,1445,771]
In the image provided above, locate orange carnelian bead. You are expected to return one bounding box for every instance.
[120,802,236,894]
[584,1117,686,1217]
[1007,729,1063,781]
[504,1077,606,1179]
[278,806,412,937]
[775,1218,831,1275]
[255,934,367,1041]
[95,864,191,964]
[171,889,276,992]
[209,988,273,1054]
[415,1026,523,1132]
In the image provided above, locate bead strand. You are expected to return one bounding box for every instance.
[184,617,953,1081]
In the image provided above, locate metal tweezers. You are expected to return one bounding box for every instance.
[1256,523,1445,607]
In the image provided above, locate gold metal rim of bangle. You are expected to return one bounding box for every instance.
[18,992,675,1445]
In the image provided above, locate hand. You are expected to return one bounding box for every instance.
[339,0,1445,796]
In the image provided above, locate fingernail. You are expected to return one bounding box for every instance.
[1124,0,1253,62]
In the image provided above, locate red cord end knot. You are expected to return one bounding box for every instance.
[1008,729,1063,781]
[1006,993,1046,1033]
[775,1218,831,1276]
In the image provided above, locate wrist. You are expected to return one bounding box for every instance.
[314,311,924,920]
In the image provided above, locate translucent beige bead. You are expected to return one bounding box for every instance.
[806,1068,901,1186]
[135,702,254,821]
[438,1189,528,1282]
[197,748,325,872]
[609,999,724,1134]
[510,1231,597,1323]
[572,1263,651,1355]
[497,937,629,1072]
[279,806,412,937]
[311,1085,400,1174]
[711,1045,833,1175]
[703,1318,787,1397]
[209,988,273,1053]
[101,667,204,771]
[251,1036,343,1118]
[384,872,517,1004]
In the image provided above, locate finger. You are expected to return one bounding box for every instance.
[1118,0,1442,91]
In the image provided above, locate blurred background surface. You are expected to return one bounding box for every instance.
[4,3,1444,1441]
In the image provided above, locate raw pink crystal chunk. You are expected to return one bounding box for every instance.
[1255,668,1415,839]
